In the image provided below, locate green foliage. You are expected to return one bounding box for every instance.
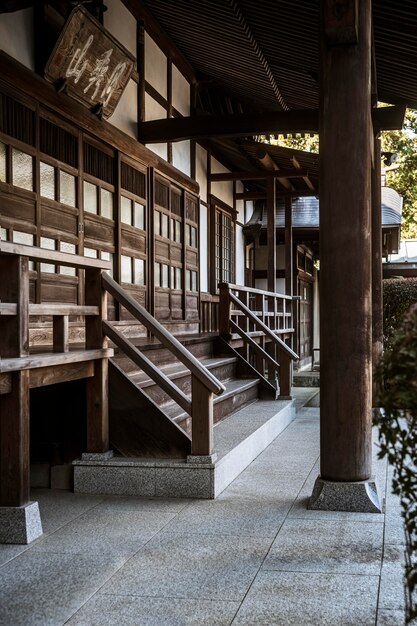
[258,133,319,153]
[374,303,417,623]
[383,278,417,351]
[382,108,417,239]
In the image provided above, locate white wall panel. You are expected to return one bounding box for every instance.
[0,9,34,70]
[196,144,207,203]
[172,65,190,116]
[235,224,245,286]
[108,78,137,139]
[145,93,166,121]
[210,158,233,207]
[145,33,167,99]
[199,202,208,292]
[172,141,191,177]
[104,0,136,56]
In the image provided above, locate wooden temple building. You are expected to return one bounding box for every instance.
[0,0,416,543]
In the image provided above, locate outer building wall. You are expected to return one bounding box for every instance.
[0,9,34,70]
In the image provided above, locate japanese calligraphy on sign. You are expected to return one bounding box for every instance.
[45,6,136,119]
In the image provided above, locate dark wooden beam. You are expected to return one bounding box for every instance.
[211,169,308,182]
[138,106,405,143]
[235,190,318,200]
[139,110,319,143]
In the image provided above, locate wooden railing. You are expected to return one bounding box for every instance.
[0,241,113,509]
[102,273,225,457]
[200,293,220,333]
[218,283,299,399]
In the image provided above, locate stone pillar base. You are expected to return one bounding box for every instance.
[0,502,43,544]
[81,450,114,462]
[308,476,382,513]
[187,453,217,465]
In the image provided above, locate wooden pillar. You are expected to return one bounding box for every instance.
[285,195,293,297]
[85,268,109,453]
[319,0,373,482]
[267,177,276,293]
[372,136,383,404]
[0,255,30,507]
[191,375,213,456]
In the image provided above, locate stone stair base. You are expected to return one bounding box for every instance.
[73,399,295,499]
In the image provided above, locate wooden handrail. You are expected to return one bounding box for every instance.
[102,273,225,396]
[230,320,280,374]
[0,241,111,270]
[103,321,191,415]
[29,304,99,316]
[229,291,299,361]
[0,348,114,373]
[222,282,294,301]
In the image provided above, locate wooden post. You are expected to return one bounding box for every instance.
[319,0,373,483]
[372,136,383,405]
[285,195,293,297]
[218,283,231,338]
[278,349,292,400]
[0,255,30,507]
[85,268,109,453]
[267,177,276,293]
[191,374,213,456]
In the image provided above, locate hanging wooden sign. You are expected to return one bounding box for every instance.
[45,6,136,119]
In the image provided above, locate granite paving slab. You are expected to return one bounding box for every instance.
[263,517,384,575]
[99,531,273,602]
[378,545,407,611]
[31,509,176,557]
[0,550,126,626]
[67,594,239,626]
[376,609,406,625]
[32,488,105,534]
[233,570,379,626]
[0,543,30,567]
[167,497,287,537]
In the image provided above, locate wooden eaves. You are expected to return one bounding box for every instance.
[138,105,406,143]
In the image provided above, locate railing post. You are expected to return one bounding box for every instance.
[219,283,231,339]
[0,254,42,543]
[190,374,214,457]
[278,348,292,400]
[84,268,110,455]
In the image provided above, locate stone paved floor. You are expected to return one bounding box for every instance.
[0,399,407,625]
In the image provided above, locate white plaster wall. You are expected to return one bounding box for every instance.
[0,9,34,70]
[145,93,167,159]
[245,200,254,222]
[172,141,191,177]
[196,144,207,203]
[145,92,166,121]
[172,64,190,116]
[235,224,245,286]
[210,158,233,207]
[104,0,136,56]
[199,202,209,292]
[108,78,137,139]
[145,33,167,99]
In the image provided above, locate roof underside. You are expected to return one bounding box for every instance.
[142,0,417,112]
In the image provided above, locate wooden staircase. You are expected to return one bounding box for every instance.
[109,334,268,457]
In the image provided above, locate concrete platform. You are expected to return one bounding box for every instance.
[73,396,298,499]
[0,398,406,625]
